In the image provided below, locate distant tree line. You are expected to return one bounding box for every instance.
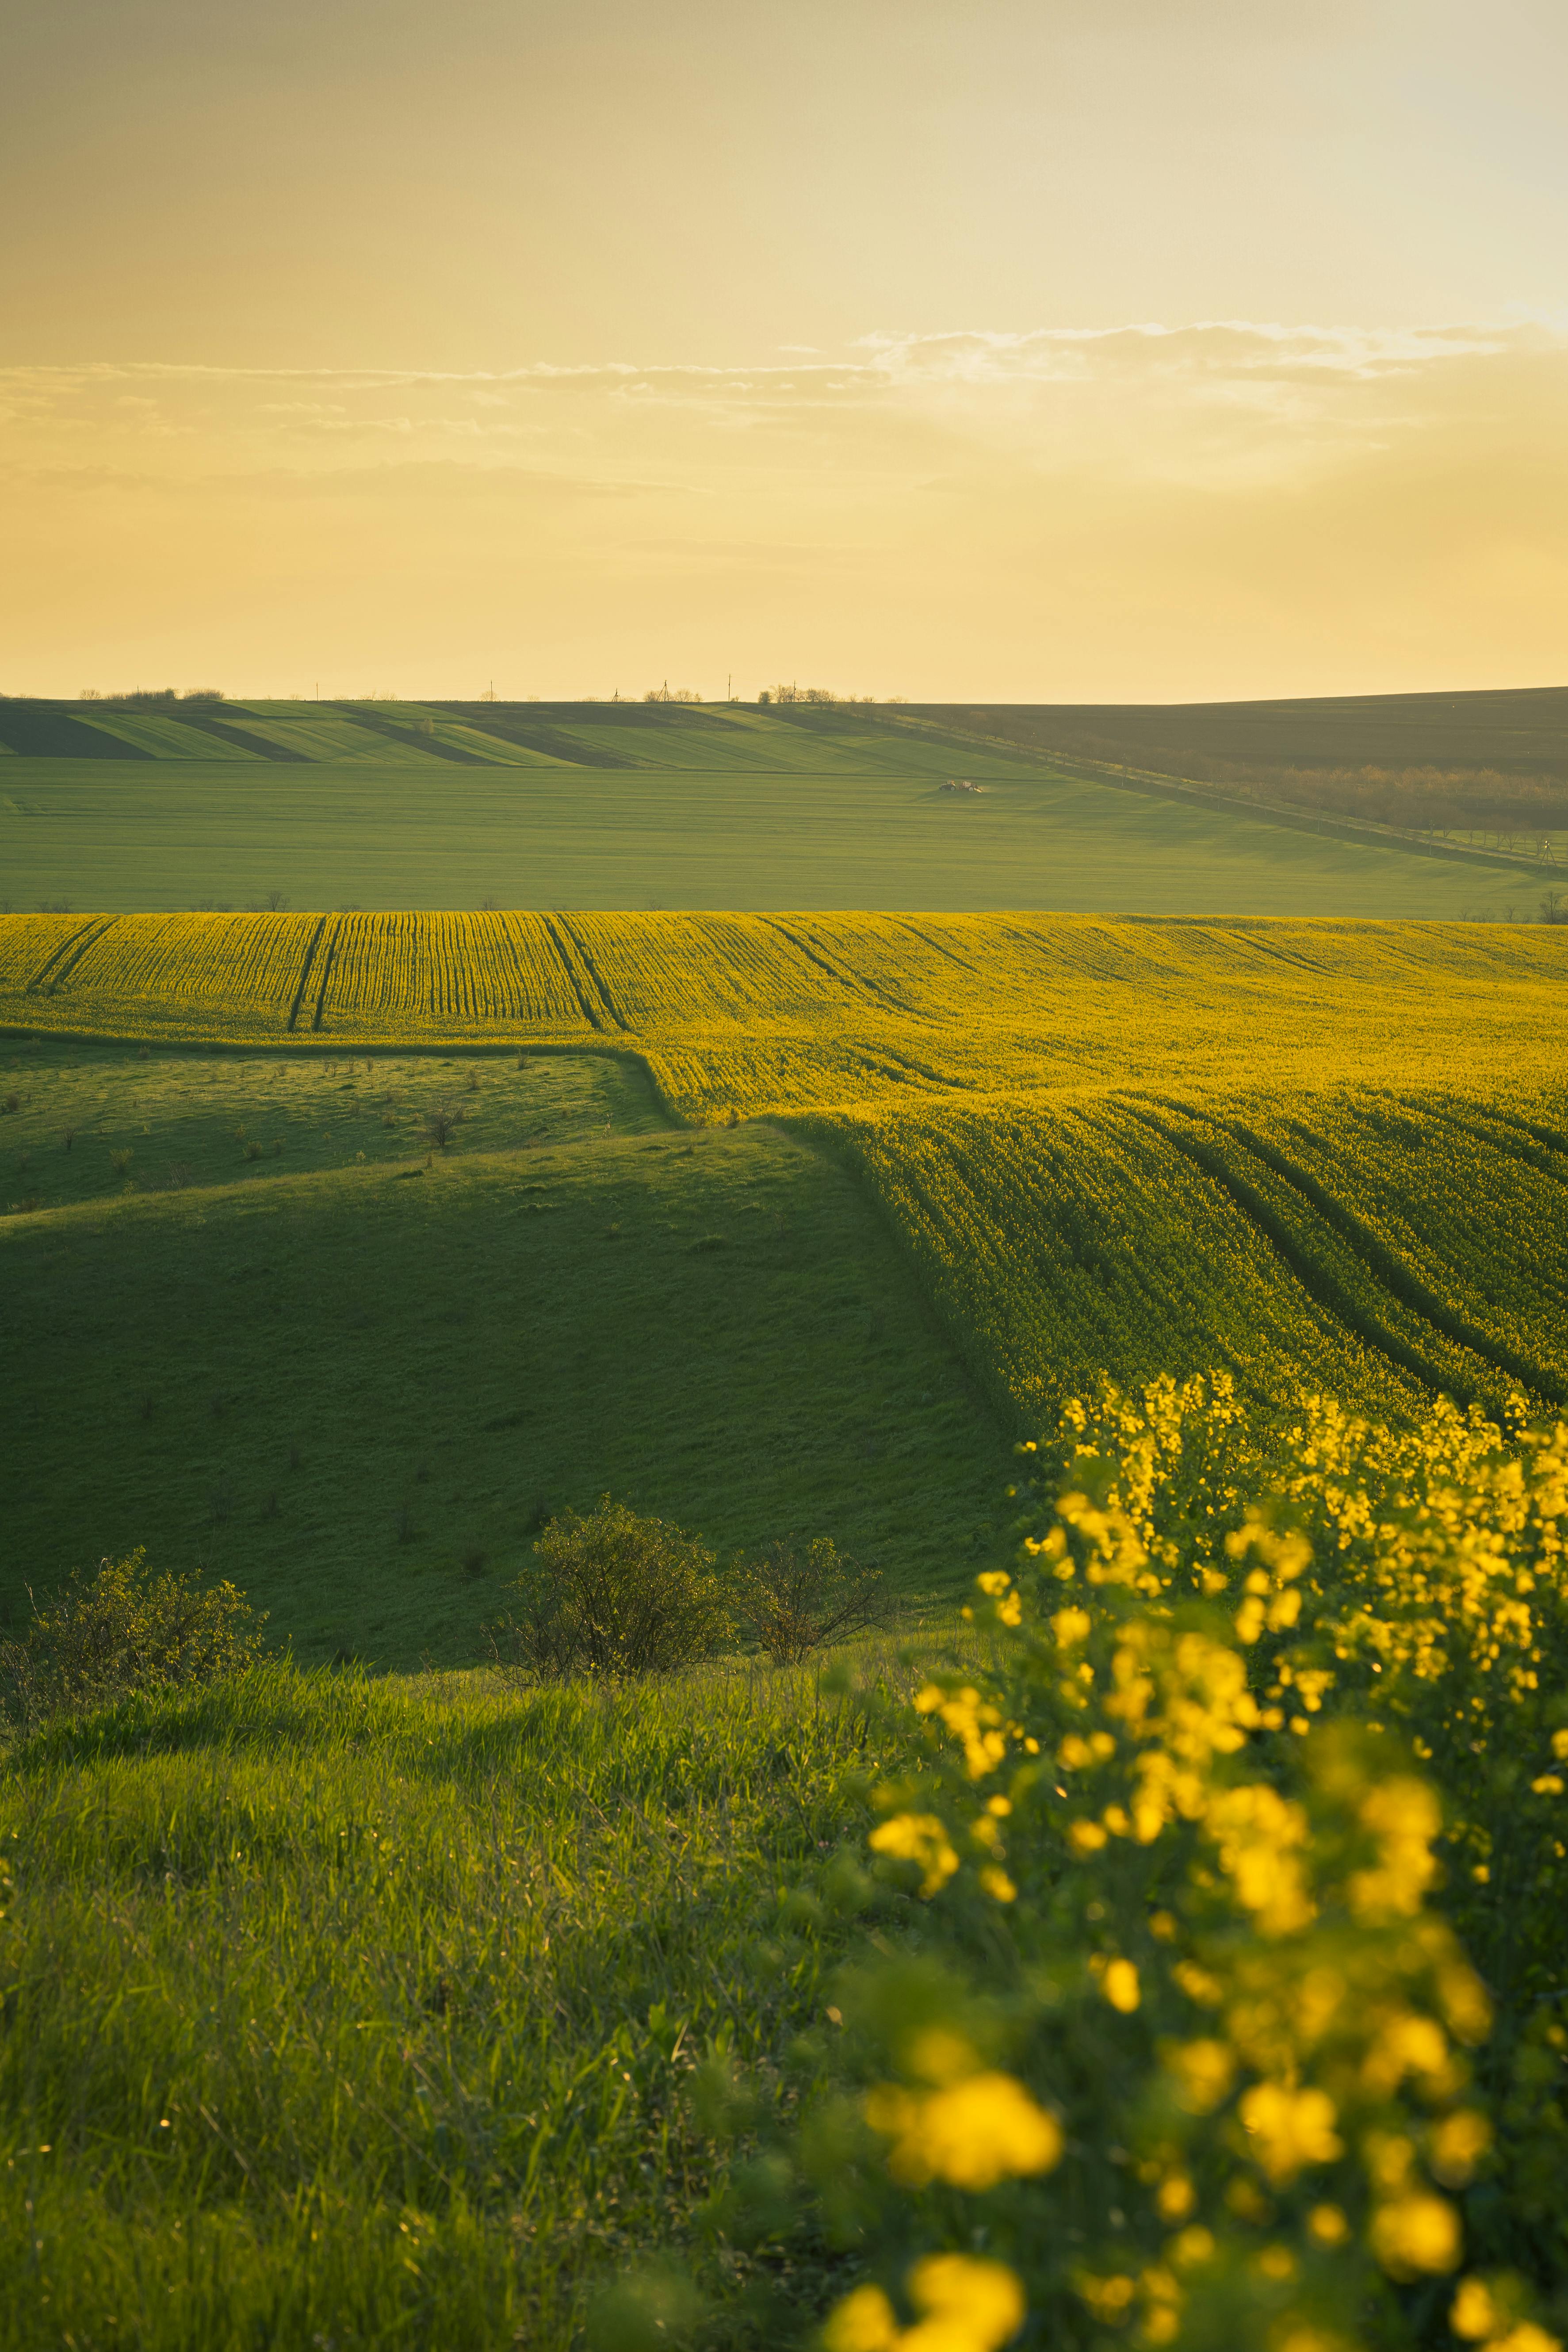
[77,687,226,705]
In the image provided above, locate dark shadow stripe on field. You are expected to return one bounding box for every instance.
[0,707,153,758]
[310,916,344,1032]
[327,705,489,763]
[286,916,329,1033]
[179,712,310,762]
[428,708,639,769]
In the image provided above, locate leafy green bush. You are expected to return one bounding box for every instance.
[493,1498,733,1680]
[0,1548,265,1729]
[741,1535,892,1664]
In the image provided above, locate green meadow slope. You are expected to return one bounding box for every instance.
[0,1041,1009,1663]
[0,694,1550,915]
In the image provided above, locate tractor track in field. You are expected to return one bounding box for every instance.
[286,917,330,1033]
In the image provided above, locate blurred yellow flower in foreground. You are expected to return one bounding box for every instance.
[1370,2191,1462,2278]
[866,2072,1063,2190]
[823,2257,1026,2352]
[869,1813,960,1898]
[1238,2083,1344,2182]
[1101,1957,1141,2012]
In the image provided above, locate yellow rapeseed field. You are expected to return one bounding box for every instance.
[4,908,1565,1420]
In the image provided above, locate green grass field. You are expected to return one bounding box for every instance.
[0,1038,1009,1665]
[0,695,1546,916]
[0,1657,889,2348]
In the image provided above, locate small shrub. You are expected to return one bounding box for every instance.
[465,1070,481,1094]
[61,1126,76,1152]
[741,1534,893,1664]
[461,1546,489,1579]
[2,1092,17,1115]
[0,1549,265,1729]
[244,1140,263,1162]
[165,1161,193,1189]
[493,1498,733,1680]
[424,1101,463,1150]
[110,1147,134,1176]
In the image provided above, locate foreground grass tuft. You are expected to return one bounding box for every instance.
[0,1654,912,2347]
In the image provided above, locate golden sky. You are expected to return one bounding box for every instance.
[3,0,1565,702]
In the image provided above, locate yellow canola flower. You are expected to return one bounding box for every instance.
[1102,1958,1141,2014]
[823,2258,1028,2352]
[903,2256,1027,2352]
[1204,1782,1316,1937]
[865,2072,1063,2191]
[825,2286,902,2352]
[914,1686,1010,1780]
[1452,2280,1503,2342]
[1237,2083,1344,2182]
[975,1572,1011,1598]
[1430,2108,1492,2187]
[1361,2009,1450,2095]
[1164,2038,1236,2115]
[1370,2192,1463,2279]
[869,1813,961,1898]
[1350,1778,1442,1921]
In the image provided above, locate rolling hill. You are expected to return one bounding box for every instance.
[0,693,1557,916]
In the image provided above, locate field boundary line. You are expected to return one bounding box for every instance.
[782,1105,1029,1436]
